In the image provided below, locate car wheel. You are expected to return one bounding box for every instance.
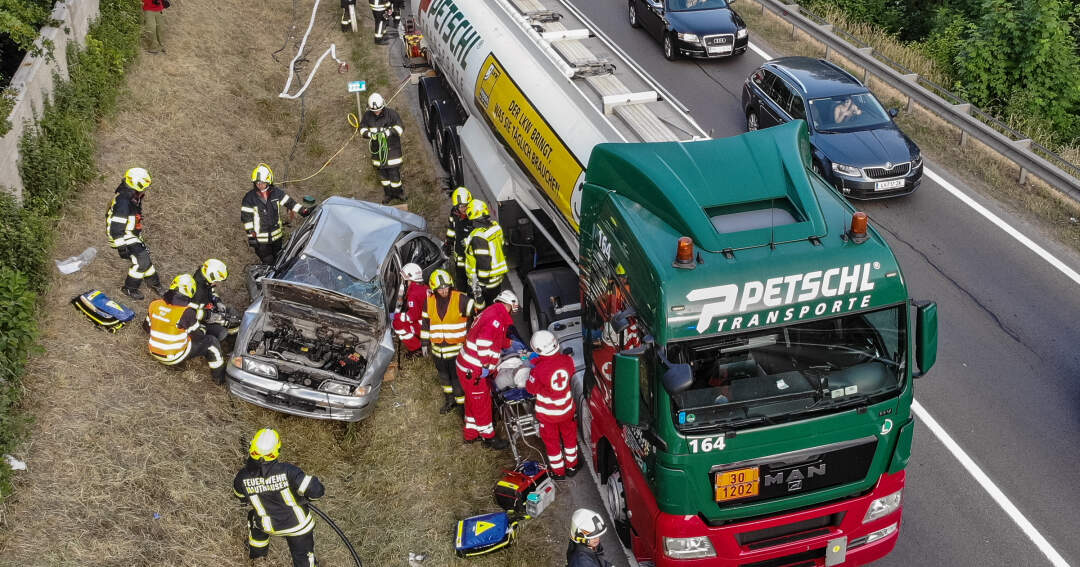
[663,33,678,61]
[628,1,640,28]
[747,111,759,131]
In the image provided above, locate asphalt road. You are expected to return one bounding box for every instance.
[563,2,1080,566]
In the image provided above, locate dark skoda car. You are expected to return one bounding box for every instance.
[742,57,923,198]
[628,0,749,60]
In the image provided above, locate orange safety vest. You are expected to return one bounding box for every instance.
[147,299,192,364]
[426,292,468,358]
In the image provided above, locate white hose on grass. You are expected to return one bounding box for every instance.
[279,0,346,100]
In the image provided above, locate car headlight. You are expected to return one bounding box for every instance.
[241,356,278,378]
[737,28,748,39]
[318,380,352,396]
[863,489,902,523]
[663,536,717,559]
[677,32,699,42]
[832,162,862,177]
[352,385,370,397]
[911,154,923,169]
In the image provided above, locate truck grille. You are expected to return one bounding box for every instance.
[863,162,910,179]
[737,513,844,549]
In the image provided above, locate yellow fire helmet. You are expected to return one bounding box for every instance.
[124,167,152,192]
[428,269,453,290]
[251,163,273,185]
[465,199,490,220]
[170,274,196,298]
[451,186,472,207]
[201,258,228,284]
[249,428,281,461]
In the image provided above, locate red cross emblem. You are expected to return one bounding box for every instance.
[551,370,569,391]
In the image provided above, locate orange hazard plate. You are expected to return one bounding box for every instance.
[715,467,760,502]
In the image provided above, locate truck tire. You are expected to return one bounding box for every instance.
[419,85,435,142]
[443,129,465,189]
[601,446,633,547]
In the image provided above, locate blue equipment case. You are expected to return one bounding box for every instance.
[454,511,519,557]
[72,290,135,332]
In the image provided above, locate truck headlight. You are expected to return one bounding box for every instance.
[241,357,278,379]
[318,381,352,396]
[863,489,902,523]
[663,536,717,559]
[737,28,748,39]
[832,162,862,177]
[677,32,699,42]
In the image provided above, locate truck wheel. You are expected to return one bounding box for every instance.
[601,451,633,548]
[663,33,678,61]
[628,1,641,28]
[443,131,464,188]
[523,287,551,334]
[433,116,448,168]
[419,88,435,142]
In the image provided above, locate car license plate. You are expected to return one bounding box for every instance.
[708,45,733,55]
[715,467,760,502]
[875,179,905,190]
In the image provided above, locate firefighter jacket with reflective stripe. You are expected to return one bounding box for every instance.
[421,291,473,358]
[233,459,325,537]
[359,108,403,165]
[526,352,576,422]
[241,185,302,244]
[465,221,508,285]
[369,0,389,10]
[144,293,199,363]
[445,209,472,267]
[456,303,513,375]
[190,269,221,322]
[106,184,144,248]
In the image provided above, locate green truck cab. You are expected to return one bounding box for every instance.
[574,121,937,566]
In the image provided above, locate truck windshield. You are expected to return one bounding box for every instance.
[668,305,905,432]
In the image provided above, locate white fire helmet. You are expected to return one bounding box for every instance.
[530,330,559,356]
[368,92,385,111]
[495,290,519,312]
[400,263,423,283]
[569,508,607,544]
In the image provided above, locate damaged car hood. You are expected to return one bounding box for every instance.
[262,278,385,332]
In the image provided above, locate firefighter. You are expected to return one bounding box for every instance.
[566,508,615,567]
[360,93,406,203]
[443,186,473,293]
[369,0,392,44]
[190,258,233,342]
[107,167,163,300]
[463,199,508,309]
[391,263,427,358]
[233,428,325,567]
[420,269,474,414]
[526,330,578,479]
[142,274,226,384]
[241,163,308,265]
[455,290,520,450]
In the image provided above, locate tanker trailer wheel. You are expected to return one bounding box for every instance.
[419,88,435,143]
[432,115,448,168]
[628,1,641,28]
[443,130,465,189]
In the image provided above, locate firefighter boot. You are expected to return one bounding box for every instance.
[482,437,508,451]
[439,394,456,415]
[146,273,165,297]
[212,365,226,386]
[121,276,144,300]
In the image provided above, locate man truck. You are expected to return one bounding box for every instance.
[411,0,938,565]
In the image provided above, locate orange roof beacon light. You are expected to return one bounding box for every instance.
[674,236,695,269]
[850,211,869,244]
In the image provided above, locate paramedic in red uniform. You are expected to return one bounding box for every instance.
[526,330,579,479]
[455,290,520,450]
[391,263,427,358]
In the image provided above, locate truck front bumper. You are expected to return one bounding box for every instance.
[652,470,905,566]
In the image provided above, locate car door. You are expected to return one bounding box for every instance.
[641,0,665,41]
[395,231,447,282]
[760,73,792,128]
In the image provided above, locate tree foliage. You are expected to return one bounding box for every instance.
[0,0,53,55]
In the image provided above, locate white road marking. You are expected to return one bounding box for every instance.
[748,41,772,61]
[912,401,1070,567]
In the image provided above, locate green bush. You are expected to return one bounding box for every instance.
[0,0,140,496]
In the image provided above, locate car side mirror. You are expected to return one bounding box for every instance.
[888,108,899,119]
[913,300,938,378]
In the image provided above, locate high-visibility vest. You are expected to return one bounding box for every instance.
[425,292,468,358]
[147,299,192,363]
[465,222,508,282]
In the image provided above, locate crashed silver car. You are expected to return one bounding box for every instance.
[227,197,445,421]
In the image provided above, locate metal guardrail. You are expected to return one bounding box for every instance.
[752,0,1080,203]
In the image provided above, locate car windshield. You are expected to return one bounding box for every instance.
[281,254,385,309]
[669,305,905,432]
[668,0,728,11]
[808,92,891,132]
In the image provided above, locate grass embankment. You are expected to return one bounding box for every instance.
[740,2,1080,253]
[0,1,568,565]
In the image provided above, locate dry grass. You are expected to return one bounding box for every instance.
[0,1,566,565]
[740,0,1080,253]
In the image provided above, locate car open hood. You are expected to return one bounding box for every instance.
[262,278,385,333]
[811,125,918,168]
[667,7,740,35]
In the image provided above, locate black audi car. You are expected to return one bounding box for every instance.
[741,57,923,199]
[628,0,749,60]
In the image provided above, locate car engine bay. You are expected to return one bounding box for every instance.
[248,315,368,382]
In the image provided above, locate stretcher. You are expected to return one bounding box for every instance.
[494,349,543,465]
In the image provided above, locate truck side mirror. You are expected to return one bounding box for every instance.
[661,363,693,394]
[613,352,641,425]
[612,306,637,333]
[913,301,937,377]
